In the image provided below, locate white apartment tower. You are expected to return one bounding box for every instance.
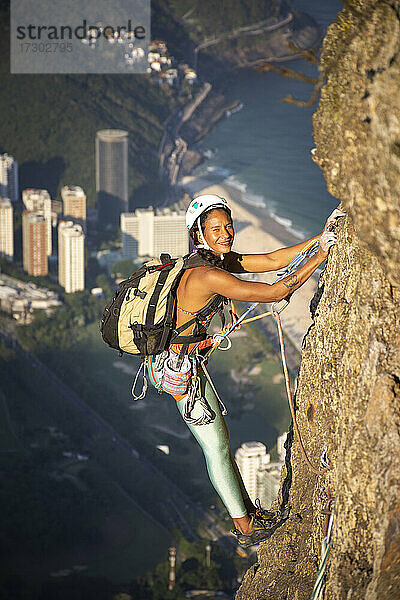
[58,220,85,293]
[61,185,87,227]
[22,189,52,256]
[121,207,189,259]
[257,462,281,509]
[0,154,18,202]
[0,198,14,259]
[235,441,270,503]
[276,432,288,463]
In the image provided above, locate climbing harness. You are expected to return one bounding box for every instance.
[308,497,335,600]
[141,347,227,426]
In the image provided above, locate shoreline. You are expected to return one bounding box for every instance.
[162,5,322,191]
[180,175,319,352]
[180,173,302,247]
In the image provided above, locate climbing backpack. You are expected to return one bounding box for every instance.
[100,252,226,358]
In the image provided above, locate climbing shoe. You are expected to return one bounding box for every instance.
[253,498,289,525]
[230,516,273,548]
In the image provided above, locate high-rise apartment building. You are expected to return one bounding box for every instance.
[22,189,52,256]
[0,154,18,203]
[22,210,48,276]
[276,432,288,463]
[254,433,288,509]
[96,129,128,226]
[256,462,282,509]
[121,207,189,259]
[235,441,270,502]
[121,212,140,257]
[61,185,87,230]
[0,198,14,260]
[58,220,85,293]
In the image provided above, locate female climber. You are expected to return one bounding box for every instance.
[154,194,344,547]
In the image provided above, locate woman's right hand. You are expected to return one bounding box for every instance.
[317,229,337,259]
[323,207,346,233]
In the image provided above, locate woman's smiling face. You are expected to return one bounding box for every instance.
[198,208,235,254]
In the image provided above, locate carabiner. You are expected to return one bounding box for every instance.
[217,336,232,351]
[272,298,290,315]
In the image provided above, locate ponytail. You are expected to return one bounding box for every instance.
[195,247,226,269]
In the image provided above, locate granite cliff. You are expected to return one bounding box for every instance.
[236,1,400,598]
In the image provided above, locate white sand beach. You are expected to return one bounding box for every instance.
[181,175,320,352]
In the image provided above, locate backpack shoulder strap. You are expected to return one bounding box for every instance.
[183,251,216,270]
[145,258,179,327]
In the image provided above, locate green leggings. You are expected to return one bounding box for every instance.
[175,371,253,519]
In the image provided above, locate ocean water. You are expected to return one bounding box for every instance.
[194,0,343,239]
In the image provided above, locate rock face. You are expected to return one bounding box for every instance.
[236,2,400,599]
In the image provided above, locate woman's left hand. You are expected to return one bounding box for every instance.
[322,207,346,233]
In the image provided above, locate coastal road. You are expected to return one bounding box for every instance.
[159,13,296,187]
[193,13,294,69]
[159,83,213,187]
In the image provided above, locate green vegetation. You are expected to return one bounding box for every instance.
[111,259,137,279]
[0,255,63,294]
[0,0,290,217]
[128,539,237,600]
[210,320,290,440]
[27,313,288,476]
[0,574,114,600]
[0,1,297,595]
[14,289,289,479]
[0,346,102,563]
[0,65,174,207]
[0,336,244,599]
[0,453,102,555]
[0,534,242,600]
[17,289,106,351]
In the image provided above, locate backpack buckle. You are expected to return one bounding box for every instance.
[133,288,147,300]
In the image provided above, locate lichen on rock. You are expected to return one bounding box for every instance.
[236,2,400,599]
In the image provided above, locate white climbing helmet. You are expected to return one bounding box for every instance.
[185,194,231,231]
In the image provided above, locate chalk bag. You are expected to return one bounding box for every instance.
[161,350,192,396]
